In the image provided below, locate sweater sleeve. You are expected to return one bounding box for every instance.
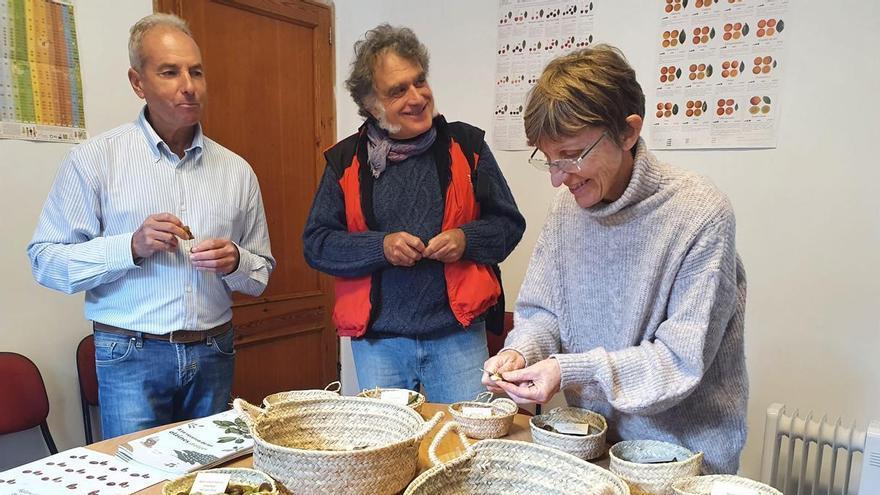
[302,163,389,278]
[459,141,525,265]
[552,211,740,415]
[501,212,563,364]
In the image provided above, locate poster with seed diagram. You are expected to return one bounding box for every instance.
[0,0,87,143]
[494,0,597,150]
[0,447,159,495]
[649,0,789,149]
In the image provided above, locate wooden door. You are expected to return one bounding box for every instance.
[155,0,337,403]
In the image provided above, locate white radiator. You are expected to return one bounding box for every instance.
[761,403,880,494]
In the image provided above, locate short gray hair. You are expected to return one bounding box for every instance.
[128,13,193,71]
[345,24,430,119]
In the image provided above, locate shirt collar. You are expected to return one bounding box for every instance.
[136,106,204,162]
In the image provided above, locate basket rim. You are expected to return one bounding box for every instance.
[609,439,702,468]
[410,438,631,494]
[528,410,608,440]
[162,467,277,494]
[671,474,781,494]
[448,398,517,420]
[247,396,436,457]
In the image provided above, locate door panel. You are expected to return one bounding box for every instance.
[156,0,337,403]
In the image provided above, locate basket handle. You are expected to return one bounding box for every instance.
[428,421,473,467]
[420,411,444,436]
[323,381,342,393]
[232,398,265,428]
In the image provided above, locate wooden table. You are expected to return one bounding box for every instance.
[86,403,535,494]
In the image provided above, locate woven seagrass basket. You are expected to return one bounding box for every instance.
[447,392,517,439]
[529,406,608,460]
[609,440,703,495]
[262,381,341,408]
[357,386,426,412]
[162,467,278,495]
[234,397,442,495]
[672,475,781,495]
[404,421,631,495]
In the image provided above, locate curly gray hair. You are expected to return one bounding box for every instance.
[345,24,430,119]
[128,13,193,71]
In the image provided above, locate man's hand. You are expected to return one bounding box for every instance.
[383,232,425,267]
[481,349,526,393]
[131,213,190,260]
[494,358,561,404]
[423,228,466,263]
[190,238,240,274]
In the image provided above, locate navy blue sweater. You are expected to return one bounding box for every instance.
[302,138,525,337]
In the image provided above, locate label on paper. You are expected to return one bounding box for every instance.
[710,480,759,495]
[461,406,493,418]
[379,389,411,406]
[189,472,231,494]
[552,422,597,436]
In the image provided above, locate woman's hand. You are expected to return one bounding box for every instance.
[495,358,561,404]
[481,350,526,392]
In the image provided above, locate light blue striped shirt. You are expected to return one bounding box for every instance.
[28,107,275,334]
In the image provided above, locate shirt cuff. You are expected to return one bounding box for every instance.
[551,349,602,391]
[106,232,139,272]
[222,242,251,284]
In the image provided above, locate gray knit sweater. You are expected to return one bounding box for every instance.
[504,139,748,474]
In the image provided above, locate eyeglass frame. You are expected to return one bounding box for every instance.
[528,131,607,174]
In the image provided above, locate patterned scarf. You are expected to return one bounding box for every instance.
[366,120,437,178]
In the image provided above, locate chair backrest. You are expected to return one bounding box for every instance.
[76,334,98,406]
[486,311,514,356]
[0,352,51,435]
[760,403,880,495]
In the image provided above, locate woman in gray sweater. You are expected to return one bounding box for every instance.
[483,45,748,474]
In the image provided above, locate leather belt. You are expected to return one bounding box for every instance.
[93,321,232,344]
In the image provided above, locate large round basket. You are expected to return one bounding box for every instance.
[404,422,630,495]
[672,475,781,495]
[357,387,426,412]
[234,397,442,495]
[262,381,341,408]
[162,467,278,495]
[529,406,608,460]
[609,440,703,495]
[447,392,517,439]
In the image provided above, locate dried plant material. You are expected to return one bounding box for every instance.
[480,367,504,382]
[182,225,194,240]
[182,481,273,495]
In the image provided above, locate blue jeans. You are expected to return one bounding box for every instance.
[350,322,489,404]
[94,328,235,439]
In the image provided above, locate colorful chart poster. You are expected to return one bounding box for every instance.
[648,0,789,149]
[493,0,597,151]
[0,0,87,143]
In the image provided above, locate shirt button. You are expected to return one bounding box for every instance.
[185,285,192,293]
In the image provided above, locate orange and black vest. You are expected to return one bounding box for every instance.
[323,116,502,338]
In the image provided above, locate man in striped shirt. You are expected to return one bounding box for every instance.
[27,14,275,438]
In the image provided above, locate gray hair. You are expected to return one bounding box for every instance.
[345,24,430,119]
[128,13,193,71]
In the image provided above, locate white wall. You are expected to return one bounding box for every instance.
[0,0,152,468]
[333,0,880,479]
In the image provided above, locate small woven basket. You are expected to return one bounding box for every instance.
[234,397,442,495]
[609,440,703,495]
[404,421,631,495]
[447,392,517,439]
[672,475,781,495]
[262,381,341,408]
[529,406,608,460]
[162,467,278,495]
[357,386,426,412]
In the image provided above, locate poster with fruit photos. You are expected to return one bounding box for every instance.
[0,447,160,495]
[494,0,597,150]
[648,0,789,149]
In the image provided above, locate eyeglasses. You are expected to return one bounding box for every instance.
[529,132,606,174]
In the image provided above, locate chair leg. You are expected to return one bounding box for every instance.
[81,396,93,444]
[39,421,58,454]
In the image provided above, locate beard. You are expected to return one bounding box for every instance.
[369,100,440,136]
